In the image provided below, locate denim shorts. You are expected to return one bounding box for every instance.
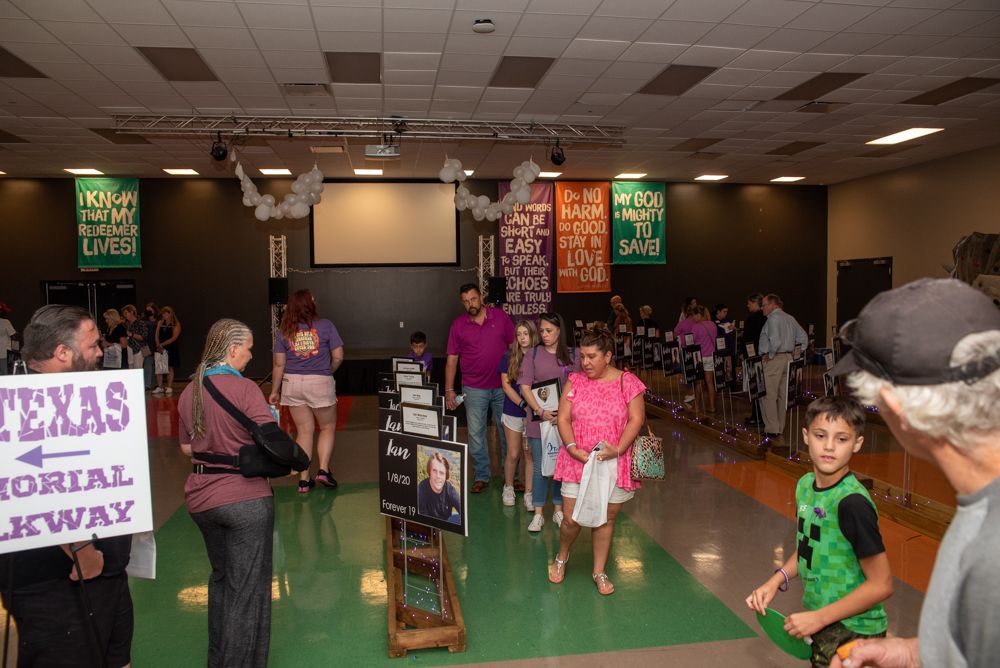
[280,373,337,408]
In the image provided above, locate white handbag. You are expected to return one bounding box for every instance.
[154,350,169,375]
[571,450,616,528]
[103,344,122,368]
[539,420,561,477]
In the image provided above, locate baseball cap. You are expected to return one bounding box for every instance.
[830,278,1000,385]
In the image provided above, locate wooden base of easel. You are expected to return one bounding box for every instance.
[385,517,466,658]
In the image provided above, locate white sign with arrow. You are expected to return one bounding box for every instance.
[0,369,152,554]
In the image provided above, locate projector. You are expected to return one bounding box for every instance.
[364,144,401,159]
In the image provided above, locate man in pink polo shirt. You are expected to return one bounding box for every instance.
[445,283,515,493]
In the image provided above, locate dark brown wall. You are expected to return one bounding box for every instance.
[1,178,826,378]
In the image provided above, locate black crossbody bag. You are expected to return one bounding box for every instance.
[194,377,309,478]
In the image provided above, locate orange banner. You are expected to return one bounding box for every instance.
[555,181,610,293]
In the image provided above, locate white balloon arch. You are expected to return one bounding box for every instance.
[235,161,325,221]
[439,158,541,221]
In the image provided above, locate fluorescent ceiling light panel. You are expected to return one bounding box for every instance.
[866,128,943,145]
[0,171,6,175]
[354,168,383,176]
[615,173,647,179]
[770,176,804,183]
[163,168,198,175]
[464,170,474,176]
[538,171,562,178]
[695,174,727,181]
[259,168,292,175]
[65,168,104,175]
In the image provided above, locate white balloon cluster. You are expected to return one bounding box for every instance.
[439,157,541,222]
[235,162,325,222]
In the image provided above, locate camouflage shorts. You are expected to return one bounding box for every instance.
[810,621,886,668]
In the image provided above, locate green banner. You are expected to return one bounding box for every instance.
[612,181,665,265]
[76,178,141,269]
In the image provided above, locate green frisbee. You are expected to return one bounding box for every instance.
[755,608,813,660]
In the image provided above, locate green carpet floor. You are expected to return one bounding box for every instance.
[131,484,753,665]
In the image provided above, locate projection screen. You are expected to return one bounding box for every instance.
[311,182,459,266]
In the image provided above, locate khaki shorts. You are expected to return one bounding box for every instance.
[280,373,337,408]
[560,481,635,504]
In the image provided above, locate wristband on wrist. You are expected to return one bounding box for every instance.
[775,567,789,592]
[445,388,455,393]
[565,442,576,450]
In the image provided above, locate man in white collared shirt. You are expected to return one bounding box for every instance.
[758,293,807,438]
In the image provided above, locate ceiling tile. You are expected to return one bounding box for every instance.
[525,0,603,14]
[250,29,320,51]
[550,58,612,77]
[578,91,629,105]
[381,33,446,51]
[384,69,436,85]
[864,34,945,56]
[482,87,533,102]
[238,2,314,30]
[4,41,80,64]
[699,24,776,49]
[920,36,997,58]
[514,13,589,38]
[89,0,175,24]
[619,41,687,63]
[504,36,571,58]
[579,16,655,41]
[384,83,432,97]
[0,18,58,43]
[271,67,330,84]
[183,27,257,49]
[813,31,888,53]
[725,0,814,28]
[11,0,100,21]
[450,10,521,36]
[539,74,596,92]
[114,24,193,48]
[433,85,484,101]
[199,48,267,69]
[163,0,246,27]
[445,34,507,55]
[603,60,671,79]
[639,20,714,44]
[594,0,669,19]
[318,31,383,52]
[384,52,441,70]
[73,44,148,66]
[754,29,835,51]
[662,0,747,23]
[586,77,645,93]
[674,45,743,67]
[440,53,500,72]
[787,3,879,32]
[262,50,325,69]
[706,67,769,85]
[312,6,381,32]
[435,70,491,85]
[562,39,631,60]
[330,83,382,97]
[383,9,453,33]
[30,61,104,80]
[849,7,941,33]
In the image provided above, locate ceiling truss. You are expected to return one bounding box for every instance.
[112,115,626,146]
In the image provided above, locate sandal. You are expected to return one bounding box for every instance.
[297,479,315,494]
[592,572,615,595]
[548,555,568,584]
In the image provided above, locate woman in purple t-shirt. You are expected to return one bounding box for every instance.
[519,312,580,533]
[269,289,345,493]
[500,319,539,510]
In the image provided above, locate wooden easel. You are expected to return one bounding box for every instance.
[385,517,466,658]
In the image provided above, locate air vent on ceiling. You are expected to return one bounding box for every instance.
[309,146,345,154]
[796,101,847,114]
[282,83,331,97]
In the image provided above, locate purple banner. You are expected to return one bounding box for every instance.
[498,181,553,318]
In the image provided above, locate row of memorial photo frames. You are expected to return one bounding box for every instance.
[379,357,468,537]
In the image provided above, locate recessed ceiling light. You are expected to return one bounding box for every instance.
[0,171,6,175]
[464,169,475,176]
[866,128,943,145]
[163,168,199,175]
[354,168,383,176]
[770,176,805,183]
[695,174,727,181]
[538,171,562,178]
[65,168,104,175]
[615,172,647,179]
[259,168,292,175]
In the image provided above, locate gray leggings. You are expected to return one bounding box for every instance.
[191,495,274,668]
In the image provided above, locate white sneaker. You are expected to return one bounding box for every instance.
[552,511,564,527]
[164,387,173,396]
[524,491,533,510]
[502,485,515,506]
[152,386,164,395]
[683,394,694,403]
[528,514,545,532]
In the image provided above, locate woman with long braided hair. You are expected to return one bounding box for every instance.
[178,318,274,667]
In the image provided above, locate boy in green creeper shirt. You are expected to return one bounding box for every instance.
[747,396,895,667]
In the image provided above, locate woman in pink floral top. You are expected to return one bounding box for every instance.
[549,326,646,595]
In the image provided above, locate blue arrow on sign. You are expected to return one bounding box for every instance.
[17,445,91,469]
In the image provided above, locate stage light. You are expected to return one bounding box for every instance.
[550,141,565,166]
[210,132,227,161]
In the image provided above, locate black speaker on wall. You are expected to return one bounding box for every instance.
[268,277,288,305]
[487,276,507,305]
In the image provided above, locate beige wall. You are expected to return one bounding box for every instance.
[827,143,1000,342]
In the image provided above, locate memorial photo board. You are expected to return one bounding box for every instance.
[662,340,681,377]
[746,356,766,401]
[787,358,805,409]
[379,430,467,536]
[681,344,703,384]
